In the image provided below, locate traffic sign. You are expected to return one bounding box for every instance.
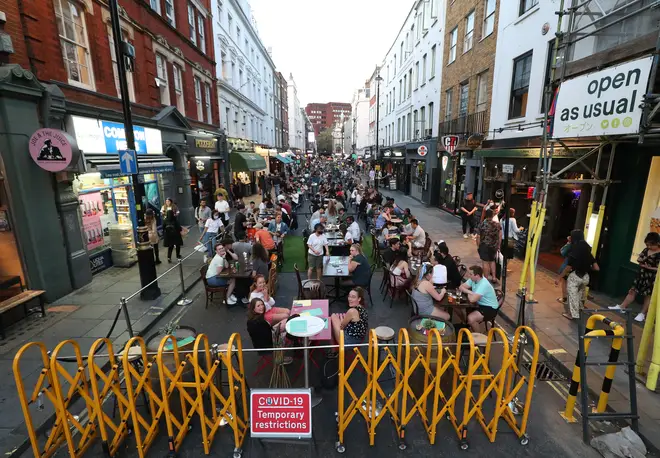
[417,145,428,156]
[502,164,514,174]
[442,135,459,155]
[250,389,312,439]
[118,149,138,175]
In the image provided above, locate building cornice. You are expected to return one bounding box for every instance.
[217,79,266,116]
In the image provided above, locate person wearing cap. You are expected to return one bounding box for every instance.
[254,222,276,251]
[307,223,330,280]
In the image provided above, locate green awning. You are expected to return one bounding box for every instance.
[275,154,292,164]
[230,152,267,172]
[477,147,594,158]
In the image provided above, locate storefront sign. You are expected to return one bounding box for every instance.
[102,121,148,154]
[89,248,113,274]
[71,116,163,155]
[187,135,218,155]
[417,145,428,156]
[442,135,459,155]
[467,134,484,149]
[29,128,74,172]
[193,157,211,173]
[442,155,449,171]
[250,389,312,438]
[553,56,654,138]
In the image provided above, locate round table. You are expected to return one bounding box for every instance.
[286,316,325,407]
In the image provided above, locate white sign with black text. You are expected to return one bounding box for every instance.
[553,56,654,138]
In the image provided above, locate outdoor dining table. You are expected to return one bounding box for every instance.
[390,218,403,224]
[322,256,351,304]
[285,313,325,407]
[325,231,343,241]
[436,289,476,322]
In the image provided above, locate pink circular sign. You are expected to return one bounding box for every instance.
[29,128,73,172]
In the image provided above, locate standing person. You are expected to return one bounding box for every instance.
[215,183,229,202]
[199,210,224,262]
[476,209,501,283]
[460,193,478,239]
[258,173,266,200]
[556,230,600,321]
[215,193,230,226]
[233,204,248,240]
[272,174,281,200]
[163,210,183,263]
[500,208,523,261]
[609,232,660,322]
[194,199,212,234]
[369,168,376,186]
[557,236,572,304]
[145,209,161,264]
[161,197,179,218]
[307,223,330,280]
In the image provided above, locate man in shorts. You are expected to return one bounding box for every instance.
[459,265,500,331]
[476,209,501,283]
[307,223,330,280]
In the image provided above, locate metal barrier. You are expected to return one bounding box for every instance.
[14,333,248,458]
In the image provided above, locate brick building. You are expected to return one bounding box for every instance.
[304,102,352,137]
[438,0,499,211]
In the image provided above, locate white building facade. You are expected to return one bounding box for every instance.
[212,0,276,146]
[351,86,371,155]
[288,74,304,150]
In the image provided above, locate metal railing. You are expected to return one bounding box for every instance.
[438,110,488,138]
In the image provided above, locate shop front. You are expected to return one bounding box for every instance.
[437,151,463,213]
[381,149,405,191]
[229,138,267,197]
[187,134,225,209]
[268,148,292,175]
[70,116,174,274]
[405,139,439,205]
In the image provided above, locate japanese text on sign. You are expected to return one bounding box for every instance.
[250,389,312,438]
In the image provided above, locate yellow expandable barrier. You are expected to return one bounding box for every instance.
[14,333,248,458]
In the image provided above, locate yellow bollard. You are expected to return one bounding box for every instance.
[637,270,660,376]
[645,270,660,390]
[527,207,546,302]
[596,323,624,412]
[519,201,538,292]
[582,201,594,235]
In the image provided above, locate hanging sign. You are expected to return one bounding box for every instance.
[250,389,312,439]
[29,128,75,172]
[553,56,654,138]
[417,145,428,156]
[442,135,459,155]
[442,155,449,171]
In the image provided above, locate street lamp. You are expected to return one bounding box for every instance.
[375,70,383,190]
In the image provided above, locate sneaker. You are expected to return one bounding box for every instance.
[608,304,622,311]
[471,234,477,239]
[203,255,208,263]
[463,234,468,239]
[229,294,237,302]
[282,356,293,365]
[227,296,237,305]
[241,298,249,304]
[635,312,646,322]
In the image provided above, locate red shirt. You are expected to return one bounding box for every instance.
[255,229,276,250]
[282,203,292,215]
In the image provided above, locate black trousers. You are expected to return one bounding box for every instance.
[152,242,160,261]
[167,245,181,259]
[461,214,475,234]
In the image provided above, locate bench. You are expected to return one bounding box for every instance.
[0,290,46,339]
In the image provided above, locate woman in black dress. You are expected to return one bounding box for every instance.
[609,232,660,322]
[162,210,183,262]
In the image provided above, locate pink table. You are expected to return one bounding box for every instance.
[291,299,330,341]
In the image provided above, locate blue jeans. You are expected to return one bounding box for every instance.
[207,276,228,287]
[274,185,280,197]
[344,335,363,345]
[203,232,217,257]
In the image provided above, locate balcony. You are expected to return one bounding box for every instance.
[437,110,488,138]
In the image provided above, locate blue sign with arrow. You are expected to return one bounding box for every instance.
[118,149,138,175]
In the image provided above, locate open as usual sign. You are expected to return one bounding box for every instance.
[553,56,654,138]
[250,389,312,438]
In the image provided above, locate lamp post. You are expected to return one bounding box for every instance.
[374,71,383,190]
[109,0,160,301]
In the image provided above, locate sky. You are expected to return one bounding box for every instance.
[249,0,416,106]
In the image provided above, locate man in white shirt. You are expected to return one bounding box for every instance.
[215,194,230,225]
[346,216,361,243]
[309,208,325,231]
[407,219,426,249]
[307,223,330,280]
[258,200,267,212]
[431,251,448,285]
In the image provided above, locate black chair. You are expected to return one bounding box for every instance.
[482,289,505,334]
[385,270,412,308]
[294,263,326,299]
[458,264,468,281]
[200,265,227,308]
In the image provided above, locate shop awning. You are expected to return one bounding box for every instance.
[230,151,267,171]
[477,147,595,158]
[84,153,174,178]
[274,154,292,164]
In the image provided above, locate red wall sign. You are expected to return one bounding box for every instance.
[29,128,74,172]
[250,389,312,438]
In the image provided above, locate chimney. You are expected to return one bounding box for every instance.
[0,11,15,65]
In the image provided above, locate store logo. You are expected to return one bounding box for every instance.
[195,138,216,149]
[442,155,449,171]
[195,160,205,171]
[29,128,74,172]
[417,145,428,157]
[102,121,147,154]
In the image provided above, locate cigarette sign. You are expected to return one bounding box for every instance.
[250,389,312,438]
[442,135,459,155]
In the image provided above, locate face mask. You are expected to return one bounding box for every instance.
[316,231,323,235]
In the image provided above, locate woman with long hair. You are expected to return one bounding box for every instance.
[251,242,270,278]
[389,250,411,288]
[205,243,237,305]
[248,275,290,325]
[410,263,449,319]
[609,232,660,322]
[246,298,292,363]
[162,209,183,263]
[326,200,339,225]
[557,229,599,320]
[330,287,369,346]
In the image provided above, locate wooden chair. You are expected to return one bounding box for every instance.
[294,263,326,299]
[302,236,309,270]
[384,270,412,308]
[200,265,227,308]
[275,242,284,271]
[268,257,278,297]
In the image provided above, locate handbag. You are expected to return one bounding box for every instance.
[180,226,190,237]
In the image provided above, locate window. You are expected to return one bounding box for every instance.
[541,39,556,113]
[422,54,427,83]
[399,79,402,103]
[403,75,407,99]
[188,4,197,44]
[414,61,419,88]
[420,106,426,132]
[108,29,135,101]
[164,0,175,26]
[408,69,412,96]
[54,0,94,89]
[464,11,475,52]
[231,62,235,84]
[428,103,434,134]
[445,89,453,121]
[172,64,184,113]
[236,26,241,44]
[407,113,411,139]
[430,45,436,78]
[400,42,404,64]
[221,52,228,80]
[449,27,458,63]
[239,69,243,88]
[217,1,223,23]
[197,13,205,53]
[150,0,161,14]
[204,83,212,123]
[483,0,496,37]
[393,54,397,75]
[431,0,439,18]
[228,14,233,35]
[244,39,248,53]
[520,0,539,15]
[225,107,230,131]
[509,51,533,118]
[476,72,489,112]
[459,82,469,116]
[155,53,169,105]
[193,77,203,120]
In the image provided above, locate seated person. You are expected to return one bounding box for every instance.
[410,263,449,319]
[375,206,391,229]
[205,244,237,305]
[431,251,448,286]
[437,243,463,288]
[402,208,413,225]
[338,207,347,224]
[406,219,426,251]
[389,251,411,288]
[459,265,500,331]
[347,216,361,242]
[381,237,407,266]
[331,287,369,346]
[341,224,354,244]
[309,207,326,230]
[232,235,252,262]
[248,275,290,325]
[246,298,292,364]
[345,244,371,288]
[268,213,289,245]
[251,242,271,278]
[247,201,258,220]
[254,223,276,251]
